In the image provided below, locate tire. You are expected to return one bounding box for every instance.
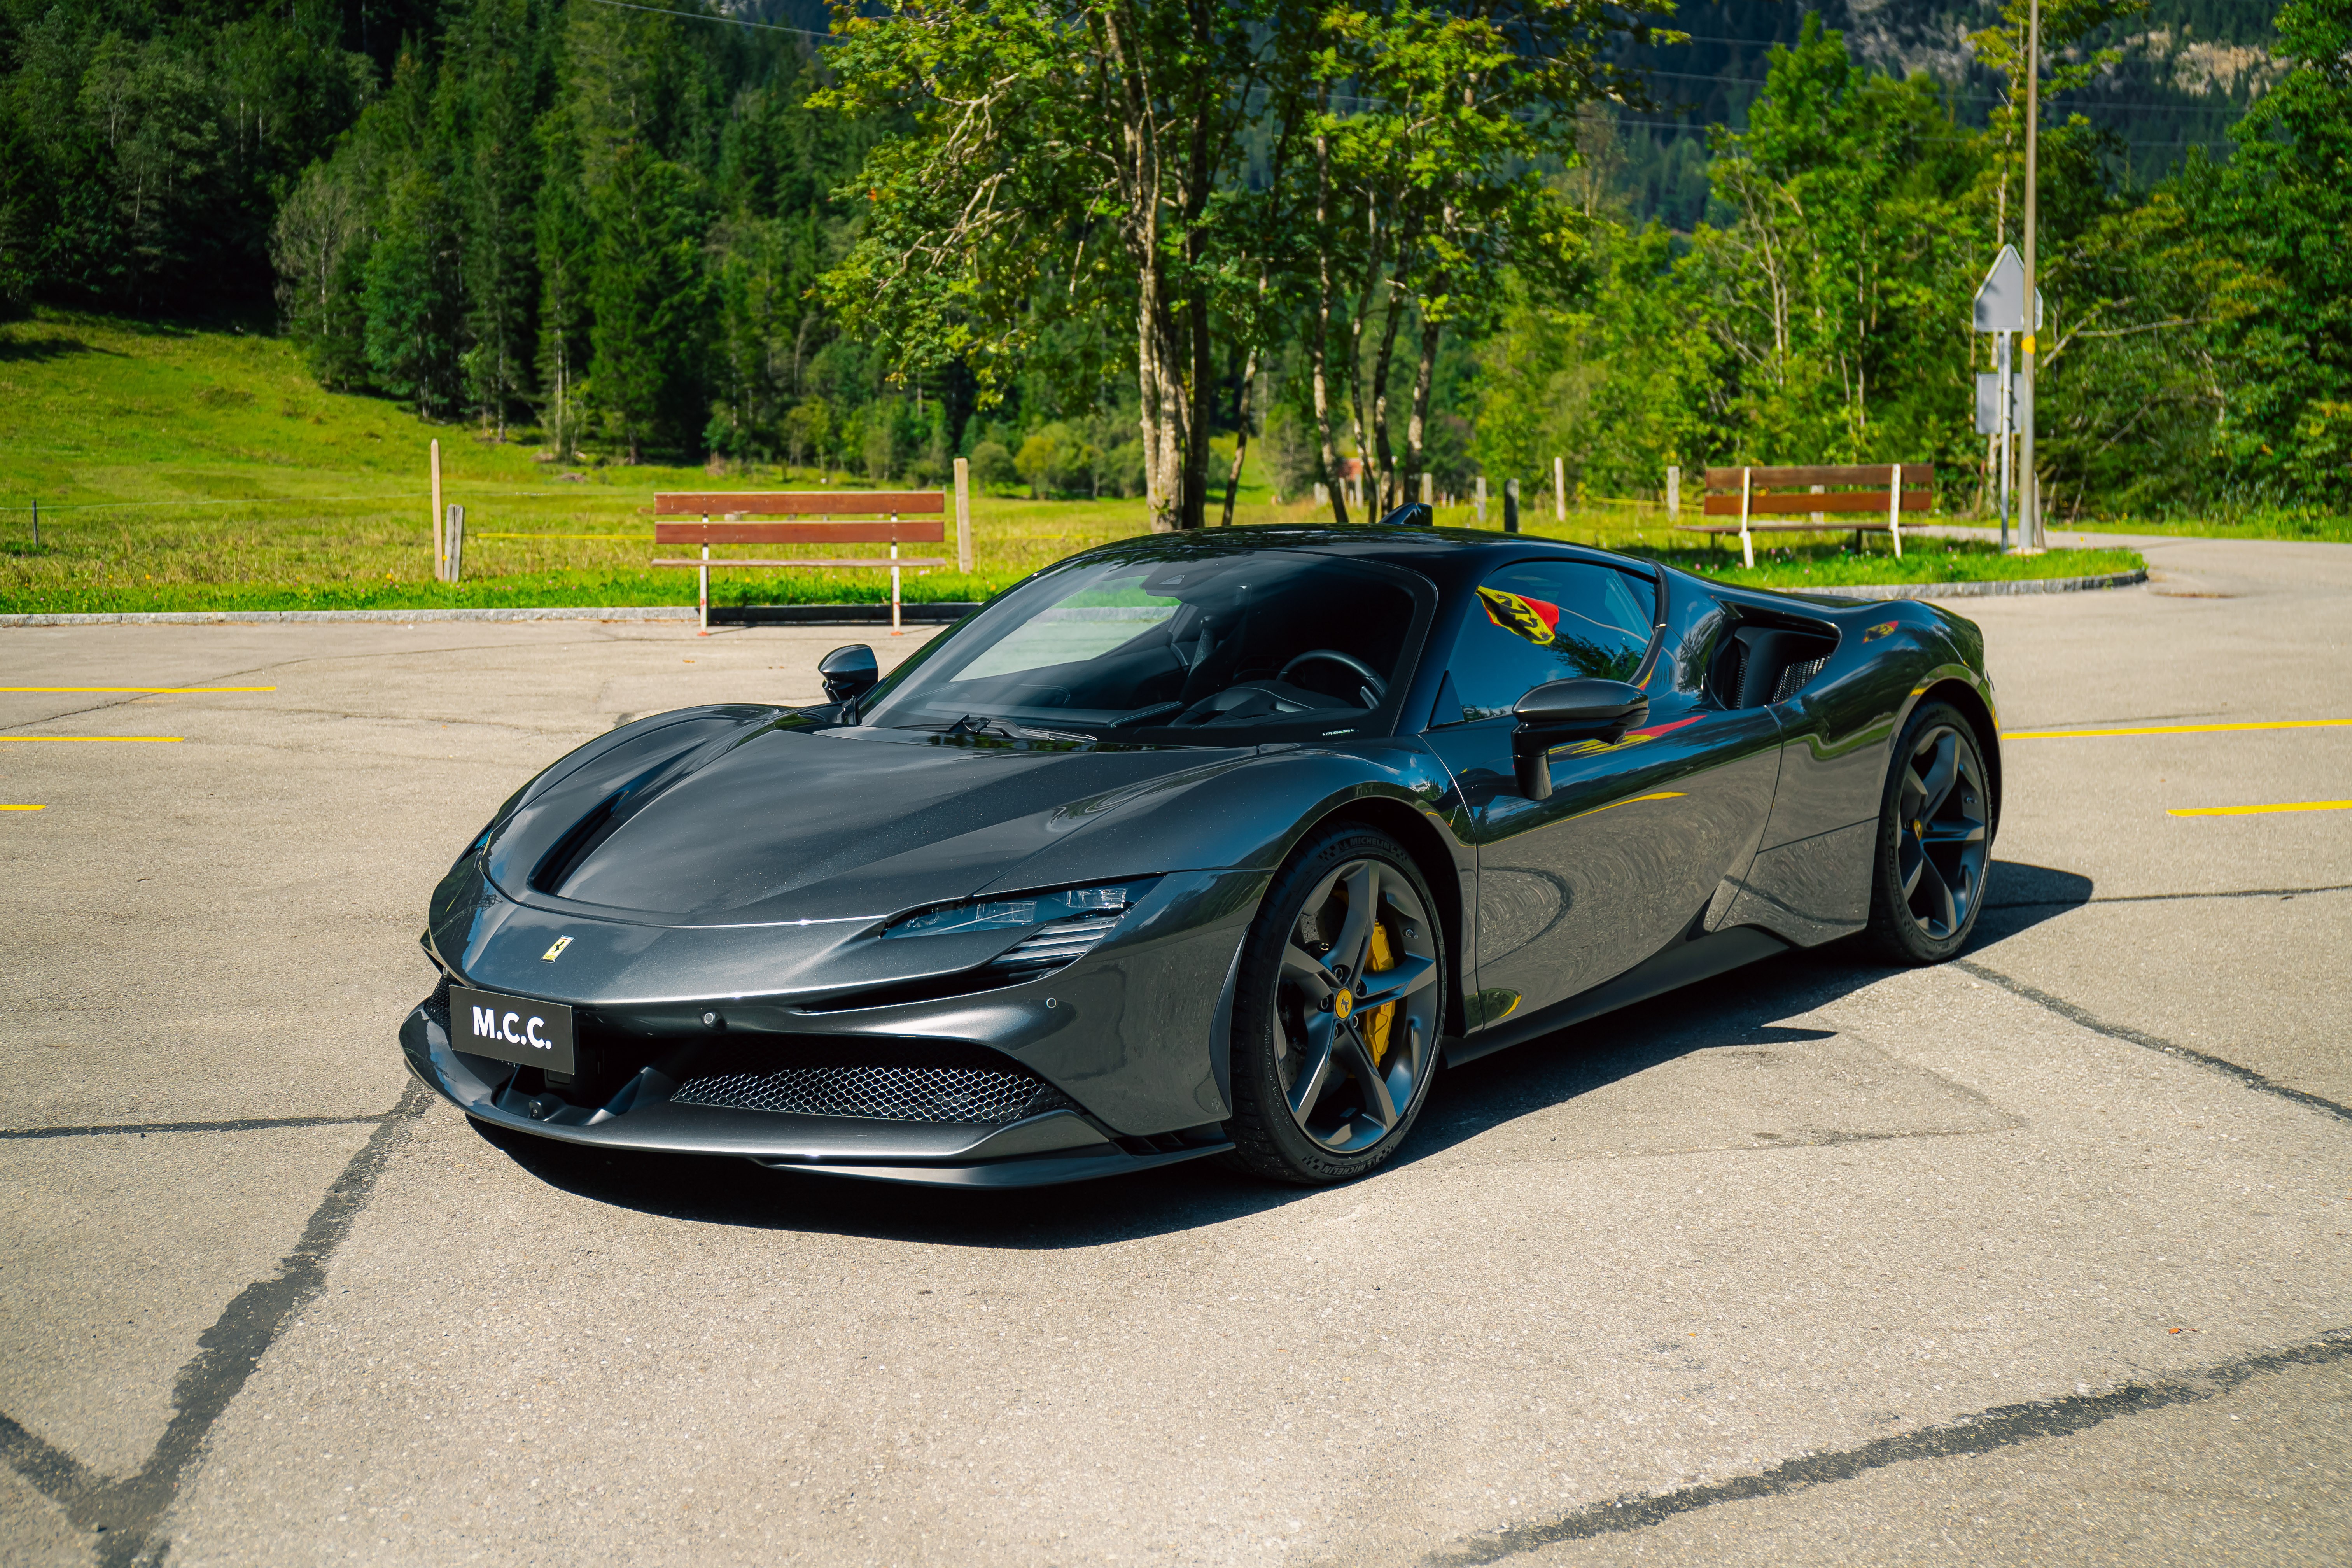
[1862,701,1994,963]
[1225,823,1447,1185]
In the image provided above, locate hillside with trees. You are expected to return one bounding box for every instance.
[0,0,2342,522]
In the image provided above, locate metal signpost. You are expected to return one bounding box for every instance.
[1972,245,2043,554]
[2021,0,2044,552]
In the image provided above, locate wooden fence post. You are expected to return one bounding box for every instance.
[1553,456,1566,521]
[445,504,465,583]
[1474,476,1487,526]
[953,457,972,572]
[1503,478,1520,534]
[1666,466,1680,522]
[1420,473,1433,506]
[698,519,710,637]
[430,439,444,581]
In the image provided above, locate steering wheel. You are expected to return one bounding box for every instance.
[1277,649,1387,703]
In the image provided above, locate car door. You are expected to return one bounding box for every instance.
[1421,561,1784,1028]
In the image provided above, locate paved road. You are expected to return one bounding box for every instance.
[2,535,2346,1567]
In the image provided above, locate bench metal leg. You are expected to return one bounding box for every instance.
[889,523,903,637]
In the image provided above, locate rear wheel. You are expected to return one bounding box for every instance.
[1225,825,1446,1185]
[1862,701,1993,963]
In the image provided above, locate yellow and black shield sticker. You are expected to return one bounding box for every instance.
[1477,586,1563,646]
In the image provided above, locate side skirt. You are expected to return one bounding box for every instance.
[1444,926,1791,1069]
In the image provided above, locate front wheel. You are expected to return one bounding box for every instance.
[1225,824,1447,1185]
[1862,701,1993,963]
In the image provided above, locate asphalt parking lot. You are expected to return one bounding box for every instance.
[3,534,2347,1568]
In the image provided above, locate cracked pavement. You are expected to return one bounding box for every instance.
[2,535,2347,1566]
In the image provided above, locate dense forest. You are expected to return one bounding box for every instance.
[0,0,2343,518]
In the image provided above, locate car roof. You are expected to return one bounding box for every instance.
[1065,523,1657,585]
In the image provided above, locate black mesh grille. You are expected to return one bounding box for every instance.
[422,975,452,1036]
[1773,654,1830,703]
[672,1041,1077,1125]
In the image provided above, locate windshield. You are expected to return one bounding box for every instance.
[862,548,1428,742]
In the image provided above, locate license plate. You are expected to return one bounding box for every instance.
[449,985,576,1074]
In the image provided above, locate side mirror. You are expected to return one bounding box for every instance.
[1510,678,1649,801]
[819,644,879,708]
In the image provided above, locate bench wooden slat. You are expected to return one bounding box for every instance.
[655,520,948,545]
[654,490,946,516]
[651,557,948,569]
[1701,490,1933,518]
[1702,464,1936,491]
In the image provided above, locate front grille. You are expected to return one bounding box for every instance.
[672,1040,1077,1125]
[1773,655,1830,703]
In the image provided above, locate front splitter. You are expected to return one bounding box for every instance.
[750,1140,1234,1189]
[402,1006,1232,1188]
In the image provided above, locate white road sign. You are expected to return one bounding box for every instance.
[1973,244,2044,334]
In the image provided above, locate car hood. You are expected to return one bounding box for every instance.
[484,721,1253,926]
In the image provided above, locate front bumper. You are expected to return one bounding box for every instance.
[399,989,1232,1188]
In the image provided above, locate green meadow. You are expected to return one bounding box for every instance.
[1,311,2144,614]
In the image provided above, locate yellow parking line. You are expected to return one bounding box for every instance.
[0,736,183,743]
[0,686,276,693]
[1,804,44,811]
[2004,719,2352,740]
[2167,801,2352,818]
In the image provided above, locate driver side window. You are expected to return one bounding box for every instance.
[1440,561,1657,724]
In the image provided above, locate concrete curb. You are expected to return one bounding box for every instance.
[1790,568,2147,602]
[0,604,979,628]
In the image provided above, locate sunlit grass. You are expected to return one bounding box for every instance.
[2,308,2141,612]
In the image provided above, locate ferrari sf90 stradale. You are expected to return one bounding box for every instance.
[404,515,1997,1186]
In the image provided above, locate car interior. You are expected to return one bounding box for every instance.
[867,553,1422,736]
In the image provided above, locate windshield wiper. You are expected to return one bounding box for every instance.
[941,714,1097,745]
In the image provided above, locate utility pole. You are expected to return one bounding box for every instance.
[2020,0,2043,550]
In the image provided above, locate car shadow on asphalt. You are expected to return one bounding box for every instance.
[470,859,2094,1247]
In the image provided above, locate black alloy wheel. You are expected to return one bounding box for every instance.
[1226,824,1446,1185]
[1864,700,1993,962]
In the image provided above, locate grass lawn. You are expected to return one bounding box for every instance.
[3,309,2140,613]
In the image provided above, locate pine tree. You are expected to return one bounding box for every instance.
[587,145,706,461]
[535,146,594,460]
[364,164,463,416]
[450,0,551,436]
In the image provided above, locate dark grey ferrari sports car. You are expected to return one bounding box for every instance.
[404,514,1998,1187]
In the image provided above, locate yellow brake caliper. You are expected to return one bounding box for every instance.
[1363,918,1397,1068]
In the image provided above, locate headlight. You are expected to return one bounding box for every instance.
[882,881,1157,982]
[882,880,1156,940]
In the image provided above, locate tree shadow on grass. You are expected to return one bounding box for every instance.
[473,857,2094,1246]
[0,334,117,363]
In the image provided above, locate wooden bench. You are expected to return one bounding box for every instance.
[1676,465,1934,567]
[652,491,948,635]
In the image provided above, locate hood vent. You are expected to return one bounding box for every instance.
[528,740,738,896]
[530,789,629,895]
